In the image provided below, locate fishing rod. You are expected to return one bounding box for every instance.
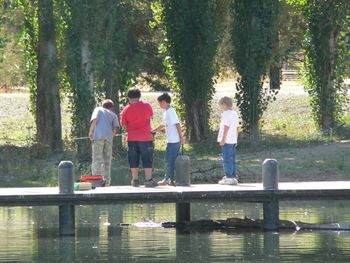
[74,134,124,140]
[74,130,161,141]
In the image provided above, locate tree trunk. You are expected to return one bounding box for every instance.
[104,71,117,113]
[186,100,208,143]
[105,70,123,153]
[36,0,62,153]
[269,63,281,91]
[81,39,94,94]
[249,120,260,148]
[245,78,261,147]
[269,6,281,92]
[76,38,94,161]
[320,27,338,134]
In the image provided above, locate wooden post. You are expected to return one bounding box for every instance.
[58,161,75,236]
[176,203,191,223]
[262,159,279,231]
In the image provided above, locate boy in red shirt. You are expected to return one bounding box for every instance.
[121,88,157,187]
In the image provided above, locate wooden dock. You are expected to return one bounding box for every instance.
[1,181,350,206]
[2,181,350,235]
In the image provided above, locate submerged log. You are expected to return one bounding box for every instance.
[296,222,350,231]
[161,217,350,231]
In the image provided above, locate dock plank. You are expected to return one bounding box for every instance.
[1,181,350,206]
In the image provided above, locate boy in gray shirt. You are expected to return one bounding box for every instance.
[89,99,119,186]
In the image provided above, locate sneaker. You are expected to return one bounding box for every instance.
[168,180,176,187]
[218,177,238,185]
[157,179,169,186]
[131,178,140,187]
[145,178,158,188]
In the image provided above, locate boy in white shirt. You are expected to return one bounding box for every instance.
[153,93,185,186]
[217,96,239,185]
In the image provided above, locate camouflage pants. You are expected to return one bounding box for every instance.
[92,140,112,186]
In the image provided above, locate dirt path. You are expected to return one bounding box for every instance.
[252,140,350,182]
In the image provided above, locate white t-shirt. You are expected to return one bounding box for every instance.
[163,107,180,143]
[217,109,239,144]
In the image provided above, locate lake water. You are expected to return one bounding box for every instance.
[1,201,350,262]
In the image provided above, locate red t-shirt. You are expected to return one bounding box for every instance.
[121,101,153,141]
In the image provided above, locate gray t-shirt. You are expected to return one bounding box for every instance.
[90,107,119,142]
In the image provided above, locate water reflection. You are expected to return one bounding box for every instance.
[264,232,279,261]
[1,202,350,262]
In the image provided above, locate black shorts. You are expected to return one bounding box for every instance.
[127,141,153,168]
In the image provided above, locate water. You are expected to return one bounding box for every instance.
[1,201,350,262]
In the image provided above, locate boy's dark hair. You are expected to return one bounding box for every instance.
[102,99,114,109]
[127,88,141,99]
[157,93,171,104]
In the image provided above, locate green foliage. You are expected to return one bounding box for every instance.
[0,4,6,64]
[297,1,350,133]
[156,0,227,142]
[277,2,305,57]
[54,0,70,97]
[268,2,305,91]
[60,0,151,158]
[60,0,96,159]
[150,1,177,91]
[17,0,38,113]
[231,0,279,144]
[0,0,27,86]
[91,0,148,103]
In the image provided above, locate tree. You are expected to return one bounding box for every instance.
[289,0,350,134]
[18,0,38,113]
[230,0,279,146]
[0,5,3,65]
[19,0,62,153]
[158,0,228,142]
[91,0,148,114]
[61,0,151,158]
[36,0,62,152]
[62,0,96,160]
[91,0,149,152]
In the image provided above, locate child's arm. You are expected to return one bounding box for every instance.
[113,127,118,136]
[220,125,229,146]
[152,124,165,133]
[175,123,186,144]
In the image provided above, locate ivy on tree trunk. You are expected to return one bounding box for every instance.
[231,0,279,147]
[63,0,95,161]
[297,0,350,134]
[159,0,227,142]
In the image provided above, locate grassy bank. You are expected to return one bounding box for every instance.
[1,85,350,187]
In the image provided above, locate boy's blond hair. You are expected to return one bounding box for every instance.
[219,96,233,108]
